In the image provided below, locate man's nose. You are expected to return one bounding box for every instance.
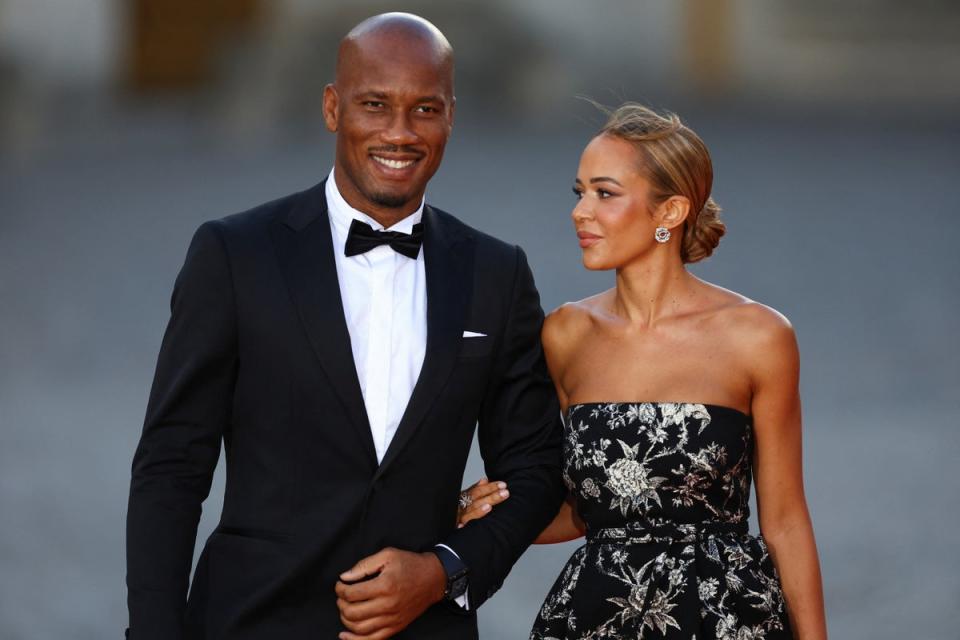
[382,112,419,147]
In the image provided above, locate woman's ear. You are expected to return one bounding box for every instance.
[656,195,691,231]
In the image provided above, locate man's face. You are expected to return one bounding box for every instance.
[323,36,454,220]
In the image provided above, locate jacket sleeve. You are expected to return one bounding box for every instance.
[440,246,566,609]
[125,221,238,639]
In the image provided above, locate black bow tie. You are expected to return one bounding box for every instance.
[344,219,424,259]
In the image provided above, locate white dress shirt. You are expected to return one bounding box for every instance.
[325,170,470,607]
[325,169,428,464]
[325,169,469,608]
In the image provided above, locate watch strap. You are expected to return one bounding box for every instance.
[432,545,469,600]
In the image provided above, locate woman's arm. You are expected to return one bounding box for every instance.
[532,305,587,543]
[746,307,827,639]
[533,493,586,544]
[458,482,586,543]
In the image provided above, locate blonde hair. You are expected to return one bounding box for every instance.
[599,103,725,263]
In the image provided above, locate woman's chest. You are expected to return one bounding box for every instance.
[560,332,752,411]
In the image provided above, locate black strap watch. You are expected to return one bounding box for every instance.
[432,545,470,602]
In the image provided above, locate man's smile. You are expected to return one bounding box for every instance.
[371,155,418,170]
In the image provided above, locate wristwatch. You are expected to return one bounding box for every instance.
[432,545,469,601]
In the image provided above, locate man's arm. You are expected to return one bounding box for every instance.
[126,221,238,640]
[439,245,566,608]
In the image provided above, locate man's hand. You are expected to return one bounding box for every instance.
[335,547,447,640]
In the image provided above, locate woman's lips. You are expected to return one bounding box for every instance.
[577,231,601,248]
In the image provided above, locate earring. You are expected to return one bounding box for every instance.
[654,227,671,243]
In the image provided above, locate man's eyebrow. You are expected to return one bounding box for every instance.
[589,177,622,186]
[355,91,446,104]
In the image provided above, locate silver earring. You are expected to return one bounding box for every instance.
[655,227,671,243]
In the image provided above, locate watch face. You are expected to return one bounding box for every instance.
[450,574,469,599]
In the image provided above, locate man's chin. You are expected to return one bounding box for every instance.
[368,189,419,210]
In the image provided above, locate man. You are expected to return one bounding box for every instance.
[125,12,565,640]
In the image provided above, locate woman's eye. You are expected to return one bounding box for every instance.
[597,189,613,199]
[571,187,583,200]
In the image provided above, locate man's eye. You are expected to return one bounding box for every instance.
[363,101,385,109]
[414,105,438,113]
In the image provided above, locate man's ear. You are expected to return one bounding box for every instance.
[657,195,691,231]
[448,95,456,131]
[322,84,339,133]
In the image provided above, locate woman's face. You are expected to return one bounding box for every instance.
[571,134,661,271]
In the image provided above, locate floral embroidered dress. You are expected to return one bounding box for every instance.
[530,402,792,640]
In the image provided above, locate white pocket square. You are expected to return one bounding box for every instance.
[462,330,487,338]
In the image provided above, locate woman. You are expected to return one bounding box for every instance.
[460,104,827,639]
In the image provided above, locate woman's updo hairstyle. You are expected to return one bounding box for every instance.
[599,103,725,263]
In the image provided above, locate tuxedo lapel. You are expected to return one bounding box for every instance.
[270,181,378,468]
[375,206,475,477]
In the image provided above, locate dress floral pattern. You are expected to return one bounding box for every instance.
[530,402,792,639]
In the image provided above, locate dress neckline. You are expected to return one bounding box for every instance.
[565,401,751,421]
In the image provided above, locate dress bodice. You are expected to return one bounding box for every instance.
[531,402,792,639]
[561,402,753,533]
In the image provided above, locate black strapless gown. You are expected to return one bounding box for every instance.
[530,402,793,639]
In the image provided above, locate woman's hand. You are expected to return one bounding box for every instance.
[456,478,509,527]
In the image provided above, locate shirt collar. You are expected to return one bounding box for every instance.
[325,168,425,245]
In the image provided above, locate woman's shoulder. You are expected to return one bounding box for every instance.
[703,286,798,363]
[542,291,611,353]
[545,291,610,332]
[701,288,801,396]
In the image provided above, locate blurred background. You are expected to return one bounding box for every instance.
[1,1,958,638]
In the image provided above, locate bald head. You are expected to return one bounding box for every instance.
[336,12,454,91]
[322,13,456,226]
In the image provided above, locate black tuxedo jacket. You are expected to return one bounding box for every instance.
[126,180,565,639]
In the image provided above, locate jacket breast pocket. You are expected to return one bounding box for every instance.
[457,335,493,360]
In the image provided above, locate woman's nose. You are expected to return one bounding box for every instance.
[572,199,591,223]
